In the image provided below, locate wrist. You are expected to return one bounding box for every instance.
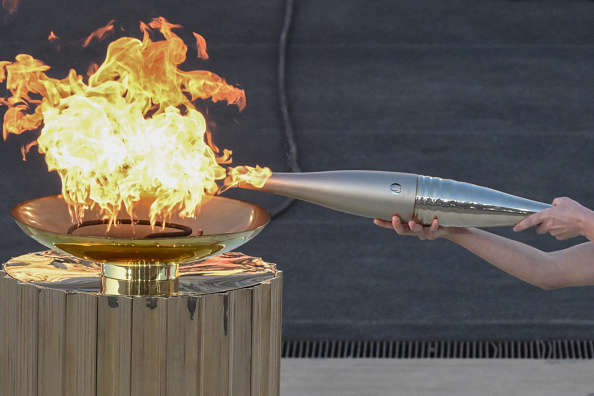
[580,208,594,241]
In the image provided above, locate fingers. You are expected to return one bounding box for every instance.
[373,216,410,234]
[514,211,544,233]
[375,216,443,240]
[514,197,571,233]
[551,196,572,206]
[429,217,440,232]
[516,197,580,232]
[407,217,441,240]
[393,216,413,235]
[373,218,393,229]
[534,222,549,235]
[392,215,402,229]
[408,220,424,233]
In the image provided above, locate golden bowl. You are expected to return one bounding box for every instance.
[11,195,269,284]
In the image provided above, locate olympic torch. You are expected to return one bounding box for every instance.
[241,171,551,227]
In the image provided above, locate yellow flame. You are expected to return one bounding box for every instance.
[1,18,270,225]
[223,166,272,191]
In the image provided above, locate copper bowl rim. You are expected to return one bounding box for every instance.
[10,194,270,241]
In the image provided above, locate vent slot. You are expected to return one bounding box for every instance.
[281,339,594,359]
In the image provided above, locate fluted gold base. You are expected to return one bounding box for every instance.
[0,251,282,396]
[101,262,180,281]
[101,262,181,295]
[101,277,180,296]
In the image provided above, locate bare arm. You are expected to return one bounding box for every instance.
[375,215,594,289]
[446,227,594,289]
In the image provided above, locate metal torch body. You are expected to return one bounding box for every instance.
[248,171,551,227]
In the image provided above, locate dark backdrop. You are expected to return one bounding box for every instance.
[1,0,594,340]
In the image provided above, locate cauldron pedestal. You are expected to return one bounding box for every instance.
[0,251,282,395]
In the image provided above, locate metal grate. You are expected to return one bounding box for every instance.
[281,339,594,359]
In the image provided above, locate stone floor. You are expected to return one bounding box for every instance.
[280,359,594,396]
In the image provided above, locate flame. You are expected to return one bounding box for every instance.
[86,63,98,77]
[48,31,61,51]
[1,18,270,225]
[224,166,272,190]
[193,33,209,60]
[82,20,117,48]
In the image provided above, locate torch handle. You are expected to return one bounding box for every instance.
[414,175,551,227]
[244,171,551,227]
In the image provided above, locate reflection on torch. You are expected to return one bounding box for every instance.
[240,171,551,227]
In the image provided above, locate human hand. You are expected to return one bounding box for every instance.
[374,215,451,241]
[513,197,594,241]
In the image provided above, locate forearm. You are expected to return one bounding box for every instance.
[444,227,558,289]
[377,213,594,289]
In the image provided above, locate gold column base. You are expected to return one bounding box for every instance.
[101,262,180,281]
[101,262,180,295]
[0,251,283,396]
[101,277,180,296]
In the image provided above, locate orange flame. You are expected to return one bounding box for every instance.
[1,18,269,225]
[193,33,209,60]
[86,62,98,77]
[48,31,61,51]
[82,20,117,48]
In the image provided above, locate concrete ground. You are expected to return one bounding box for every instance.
[280,359,594,396]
